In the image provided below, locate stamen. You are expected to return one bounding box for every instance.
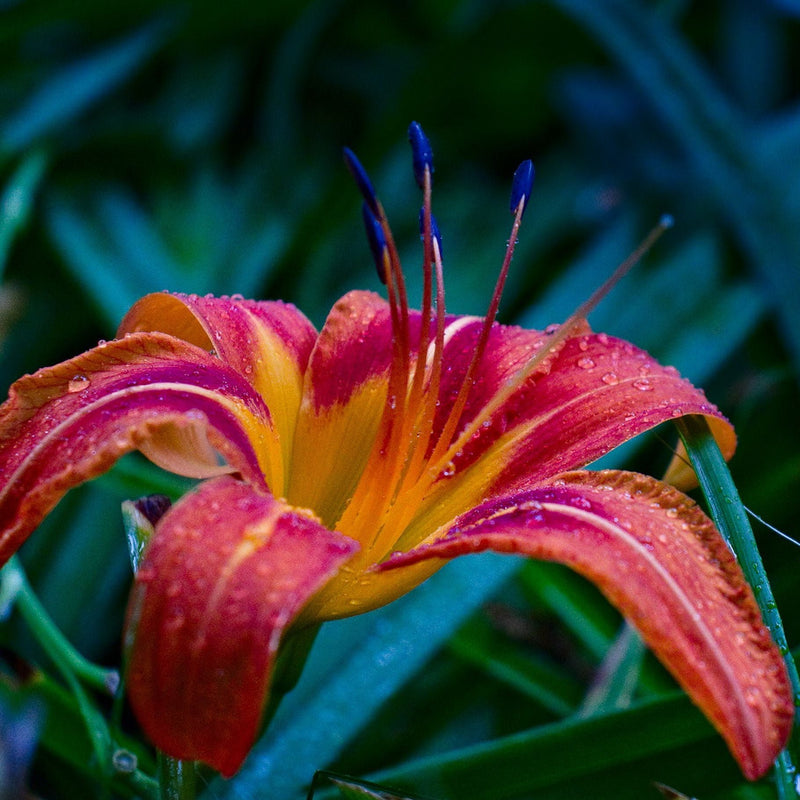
[509,159,535,218]
[339,140,421,542]
[408,121,434,190]
[428,214,676,480]
[419,208,444,259]
[396,128,446,490]
[424,159,534,473]
[361,202,389,285]
[343,147,380,217]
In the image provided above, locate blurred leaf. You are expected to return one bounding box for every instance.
[0,149,48,278]
[45,193,154,326]
[550,0,800,378]
[449,613,582,717]
[577,622,645,718]
[1,18,171,154]
[366,692,740,800]
[310,772,429,800]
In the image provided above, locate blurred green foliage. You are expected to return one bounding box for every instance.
[1,1,799,798]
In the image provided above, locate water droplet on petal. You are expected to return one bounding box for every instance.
[68,375,90,393]
[230,293,245,301]
[633,378,653,391]
[601,372,619,386]
[440,460,456,478]
[577,356,596,370]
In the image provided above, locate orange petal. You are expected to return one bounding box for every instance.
[120,292,318,494]
[286,291,399,525]
[125,475,358,776]
[427,323,735,493]
[385,470,792,780]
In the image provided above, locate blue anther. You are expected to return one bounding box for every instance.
[408,121,434,190]
[362,202,388,284]
[509,159,535,217]
[343,147,380,216]
[419,207,443,259]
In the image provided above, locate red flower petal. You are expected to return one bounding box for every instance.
[430,323,735,492]
[0,333,273,564]
[125,475,358,776]
[120,292,318,493]
[384,470,791,779]
[288,291,408,524]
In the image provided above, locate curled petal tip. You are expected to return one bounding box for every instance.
[509,159,535,216]
[408,121,434,189]
[343,146,379,216]
[361,202,388,285]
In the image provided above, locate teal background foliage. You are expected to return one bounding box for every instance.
[1,1,799,798]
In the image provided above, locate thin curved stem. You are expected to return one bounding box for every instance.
[677,415,800,797]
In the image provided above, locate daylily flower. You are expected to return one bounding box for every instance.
[0,123,792,781]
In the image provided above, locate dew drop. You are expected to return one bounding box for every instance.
[744,686,761,708]
[230,293,245,301]
[601,372,619,386]
[112,749,138,774]
[577,356,596,370]
[632,378,653,391]
[67,374,90,393]
[440,461,456,478]
[545,323,559,335]
[578,338,589,352]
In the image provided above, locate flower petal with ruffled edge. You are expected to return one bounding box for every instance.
[126,475,358,776]
[0,333,272,562]
[382,469,792,780]
[119,292,318,497]
[291,296,737,621]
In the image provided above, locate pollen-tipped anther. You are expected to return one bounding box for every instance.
[361,202,389,285]
[408,121,434,189]
[343,147,380,216]
[510,159,535,217]
[419,208,443,259]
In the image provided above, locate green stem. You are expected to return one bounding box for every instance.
[2,556,120,695]
[158,754,197,800]
[677,415,800,795]
[1,555,115,779]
